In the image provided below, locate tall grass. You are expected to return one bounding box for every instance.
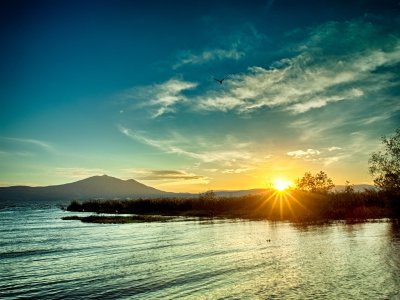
[66,189,400,222]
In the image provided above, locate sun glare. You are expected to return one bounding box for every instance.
[272,179,292,191]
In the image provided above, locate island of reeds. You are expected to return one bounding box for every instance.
[64,188,400,223]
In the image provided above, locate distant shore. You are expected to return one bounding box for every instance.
[63,190,400,223]
[62,214,173,223]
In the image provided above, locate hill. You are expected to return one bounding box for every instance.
[0,175,377,206]
[0,175,171,204]
[333,184,375,192]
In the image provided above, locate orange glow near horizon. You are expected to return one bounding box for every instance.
[254,187,308,220]
[272,178,293,192]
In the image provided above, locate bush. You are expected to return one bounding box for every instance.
[296,171,335,194]
[369,128,400,192]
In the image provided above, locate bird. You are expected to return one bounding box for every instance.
[214,77,226,84]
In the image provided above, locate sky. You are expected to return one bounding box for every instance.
[1,0,399,192]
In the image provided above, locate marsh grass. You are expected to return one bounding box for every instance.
[62,214,172,223]
[65,189,400,222]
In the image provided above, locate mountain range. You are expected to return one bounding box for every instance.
[0,174,375,205]
[0,175,172,204]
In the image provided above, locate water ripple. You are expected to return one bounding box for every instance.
[0,207,399,299]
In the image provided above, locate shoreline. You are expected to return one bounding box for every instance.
[61,213,399,224]
[62,190,400,224]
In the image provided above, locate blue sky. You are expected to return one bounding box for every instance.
[1,0,399,191]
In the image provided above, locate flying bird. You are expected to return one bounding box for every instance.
[214,77,226,84]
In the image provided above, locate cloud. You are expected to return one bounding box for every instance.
[122,168,210,185]
[173,48,244,69]
[55,168,106,179]
[130,169,207,181]
[156,178,210,187]
[362,113,394,125]
[194,20,400,115]
[287,149,321,159]
[288,87,400,143]
[0,150,35,157]
[287,148,346,166]
[222,168,254,174]
[121,79,197,118]
[288,88,364,114]
[173,24,266,69]
[118,125,253,164]
[0,137,57,159]
[323,156,340,166]
[328,146,342,151]
[2,137,54,152]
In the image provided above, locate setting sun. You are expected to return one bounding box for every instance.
[272,179,293,191]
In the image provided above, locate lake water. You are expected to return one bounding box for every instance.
[1,205,399,299]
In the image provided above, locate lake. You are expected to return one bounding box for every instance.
[1,205,399,299]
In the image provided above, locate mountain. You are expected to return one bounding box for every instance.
[333,184,376,192]
[214,185,376,196]
[0,175,171,204]
[0,175,377,206]
[213,189,268,197]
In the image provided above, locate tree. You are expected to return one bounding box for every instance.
[296,172,315,192]
[344,180,355,194]
[296,171,335,193]
[199,190,216,201]
[369,128,400,192]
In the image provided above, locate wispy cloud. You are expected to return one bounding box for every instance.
[118,125,253,164]
[328,146,342,152]
[121,79,197,118]
[173,24,266,69]
[2,137,55,152]
[287,148,346,166]
[55,168,106,179]
[121,168,210,186]
[0,150,35,157]
[0,137,57,160]
[125,169,207,181]
[222,167,254,174]
[287,149,321,159]
[361,112,395,125]
[173,48,244,69]
[195,20,400,114]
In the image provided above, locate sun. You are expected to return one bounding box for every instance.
[272,178,292,192]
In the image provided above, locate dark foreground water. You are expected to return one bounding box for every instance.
[1,205,399,299]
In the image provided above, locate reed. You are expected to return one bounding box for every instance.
[66,189,400,222]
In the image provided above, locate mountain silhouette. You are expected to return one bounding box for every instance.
[0,175,375,206]
[0,175,170,204]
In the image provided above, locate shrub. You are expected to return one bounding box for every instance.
[369,128,400,192]
[296,171,335,194]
